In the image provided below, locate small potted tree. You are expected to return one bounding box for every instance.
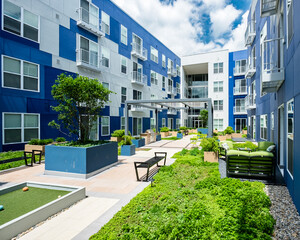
[200,137,219,163]
[121,135,136,156]
[224,126,234,140]
[160,127,170,138]
[242,126,247,135]
[110,130,125,142]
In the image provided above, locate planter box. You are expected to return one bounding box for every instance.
[156,134,161,141]
[197,128,208,134]
[160,132,169,138]
[218,136,227,141]
[45,142,118,179]
[213,130,218,133]
[121,144,136,156]
[204,152,219,163]
[132,138,145,148]
[242,130,247,135]
[170,131,178,137]
[226,134,232,140]
[110,136,123,142]
[177,133,183,139]
[232,133,243,138]
[24,144,45,154]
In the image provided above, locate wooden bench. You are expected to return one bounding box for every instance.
[134,152,167,181]
[0,150,42,167]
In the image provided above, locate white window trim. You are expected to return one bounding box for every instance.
[101,46,110,68]
[213,62,223,74]
[151,71,158,85]
[101,11,110,35]
[121,116,125,130]
[2,0,40,43]
[120,56,127,75]
[132,117,143,136]
[162,54,166,68]
[2,55,40,92]
[162,118,166,128]
[286,98,294,179]
[120,24,127,45]
[101,116,110,136]
[150,46,158,64]
[213,81,223,93]
[214,100,223,111]
[2,112,40,144]
[121,87,127,104]
[260,114,268,140]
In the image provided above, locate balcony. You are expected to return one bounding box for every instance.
[168,68,177,77]
[234,65,246,76]
[76,48,101,72]
[131,71,147,86]
[167,109,177,115]
[131,105,144,112]
[167,86,177,95]
[77,8,104,37]
[245,21,256,46]
[261,0,279,18]
[233,86,247,95]
[131,42,147,61]
[245,60,256,78]
[262,38,285,93]
[245,94,256,109]
[234,106,247,115]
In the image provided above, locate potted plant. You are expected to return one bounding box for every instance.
[160,127,170,138]
[120,135,136,156]
[218,132,227,141]
[242,126,247,135]
[25,138,54,154]
[224,126,234,139]
[110,129,125,142]
[170,129,178,137]
[46,74,117,178]
[177,130,183,139]
[213,128,218,134]
[200,137,219,163]
[131,136,145,148]
[180,126,188,135]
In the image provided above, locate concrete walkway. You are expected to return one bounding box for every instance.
[0,136,194,240]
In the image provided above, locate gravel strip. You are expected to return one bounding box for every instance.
[264,185,300,240]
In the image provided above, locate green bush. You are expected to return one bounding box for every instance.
[160,127,170,132]
[120,135,132,146]
[236,130,240,133]
[179,126,187,131]
[55,137,66,142]
[224,126,234,135]
[28,139,53,145]
[190,147,200,156]
[28,139,39,145]
[111,129,125,137]
[233,141,258,151]
[243,126,248,130]
[200,138,219,152]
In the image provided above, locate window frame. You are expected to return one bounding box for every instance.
[150,46,158,63]
[120,24,127,45]
[286,98,294,178]
[213,81,223,92]
[101,46,110,68]
[121,117,125,130]
[101,11,110,35]
[101,116,110,136]
[2,55,40,92]
[214,100,223,111]
[213,62,223,74]
[151,71,158,85]
[120,56,127,74]
[121,87,127,104]
[2,112,40,144]
[260,114,268,140]
[162,118,166,128]
[162,54,166,68]
[162,76,166,89]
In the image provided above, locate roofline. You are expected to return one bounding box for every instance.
[182,49,229,58]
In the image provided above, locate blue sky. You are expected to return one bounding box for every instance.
[114,0,252,56]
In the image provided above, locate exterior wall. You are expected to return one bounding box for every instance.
[246,0,300,212]
[0,0,181,152]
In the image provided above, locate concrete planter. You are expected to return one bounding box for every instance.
[197,128,208,134]
[232,133,243,138]
[213,129,218,133]
[177,133,183,139]
[121,144,136,156]
[110,137,123,142]
[204,152,219,163]
[218,136,227,141]
[132,138,145,148]
[242,130,247,135]
[45,142,118,179]
[170,131,178,137]
[0,182,85,240]
[156,134,161,141]
[226,134,232,140]
[160,132,169,138]
[24,144,45,154]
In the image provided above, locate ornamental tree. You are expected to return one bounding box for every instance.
[198,109,208,127]
[49,74,113,143]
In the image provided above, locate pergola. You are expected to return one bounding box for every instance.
[124,98,214,137]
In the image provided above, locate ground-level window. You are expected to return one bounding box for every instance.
[150,118,156,130]
[3,113,39,144]
[162,118,166,128]
[132,118,142,136]
[260,114,268,140]
[176,119,180,130]
[235,118,246,132]
[101,116,110,136]
[168,118,173,129]
[213,119,223,130]
[287,99,294,176]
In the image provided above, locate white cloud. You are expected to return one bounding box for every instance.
[112,0,247,56]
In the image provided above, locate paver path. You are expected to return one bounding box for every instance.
[0,137,192,240]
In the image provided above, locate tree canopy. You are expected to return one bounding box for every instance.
[198,109,208,127]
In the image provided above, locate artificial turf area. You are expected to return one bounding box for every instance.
[90,148,275,240]
[0,187,69,225]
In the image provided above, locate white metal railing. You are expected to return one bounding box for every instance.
[234,86,247,95]
[246,57,256,78]
[77,8,104,36]
[234,105,246,114]
[246,94,256,109]
[76,48,100,70]
[131,71,147,85]
[245,20,256,46]
[131,105,143,112]
[168,67,177,77]
[261,0,278,17]
[131,42,147,60]
[167,109,177,115]
[234,65,246,76]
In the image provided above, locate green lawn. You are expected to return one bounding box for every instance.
[90,148,275,240]
[0,187,69,225]
[0,151,44,171]
[161,137,179,140]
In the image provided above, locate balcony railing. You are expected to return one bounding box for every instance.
[131,42,147,61]
[245,20,256,46]
[233,86,247,95]
[234,65,246,76]
[245,59,256,78]
[168,68,177,77]
[76,48,101,72]
[167,109,177,115]
[246,94,256,109]
[234,106,247,115]
[77,8,104,37]
[261,0,279,18]
[131,71,147,86]
[167,86,177,95]
[262,38,285,93]
[131,105,144,112]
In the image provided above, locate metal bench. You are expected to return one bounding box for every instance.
[0,150,42,167]
[134,152,167,181]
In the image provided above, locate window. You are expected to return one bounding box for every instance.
[2,56,39,91]
[213,81,223,92]
[121,117,125,130]
[133,90,142,100]
[214,100,223,111]
[213,62,223,74]
[3,113,39,144]
[162,118,166,128]
[162,76,166,89]
[176,119,180,130]
[287,99,294,176]
[3,0,39,42]
[271,112,274,142]
[151,71,158,85]
[132,118,142,136]
[162,55,166,68]
[120,56,127,74]
[101,11,110,35]
[102,82,109,100]
[214,119,223,130]
[260,114,268,140]
[235,118,246,132]
[168,59,174,72]
[79,36,99,67]
[150,47,158,63]
[121,25,127,45]
[101,116,110,136]
[176,83,180,94]
[150,118,156,130]
[80,0,99,30]
[235,99,245,113]
[287,0,293,45]
[235,60,246,74]
[101,47,110,68]
[121,87,126,104]
[234,79,247,94]
[176,65,180,76]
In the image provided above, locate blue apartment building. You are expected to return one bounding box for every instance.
[228,50,248,132]
[245,0,300,212]
[0,0,181,152]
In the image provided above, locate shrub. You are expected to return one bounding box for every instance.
[55,137,66,142]
[111,129,125,138]
[179,148,188,156]
[233,141,258,151]
[28,139,39,145]
[224,126,234,135]
[120,135,132,146]
[28,139,53,145]
[243,126,248,130]
[160,127,170,132]
[45,139,54,144]
[190,147,200,156]
[200,138,219,152]
[180,126,187,131]
[236,130,240,133]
